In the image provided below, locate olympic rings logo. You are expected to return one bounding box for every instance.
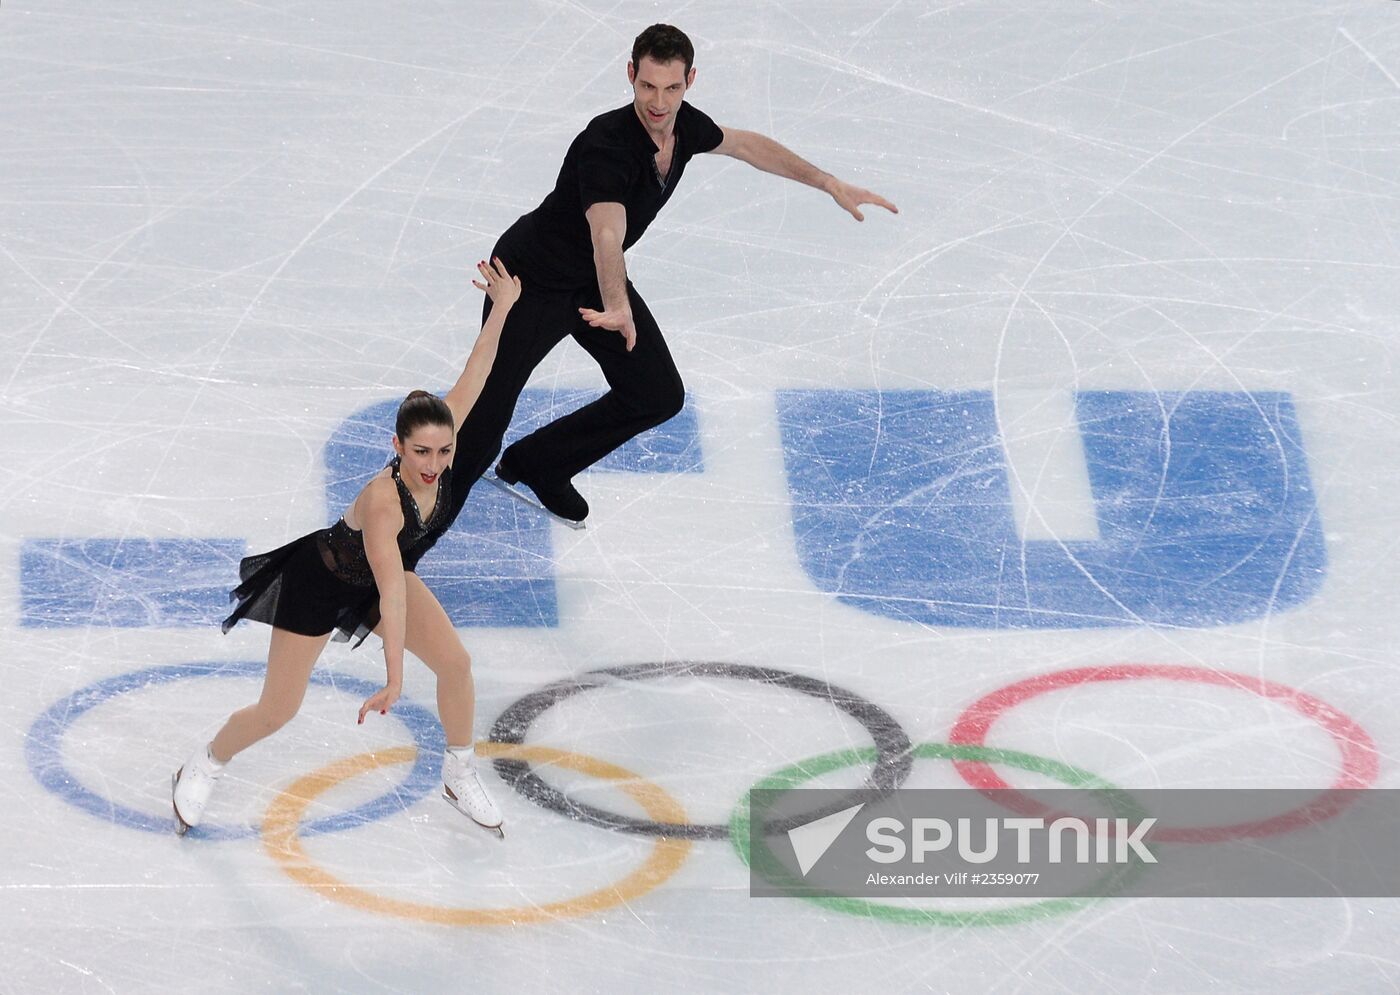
[25,660,1380,929]
[263,743,693,927]
[26,662,445,841]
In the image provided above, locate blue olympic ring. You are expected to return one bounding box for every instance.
[25,661,446,841]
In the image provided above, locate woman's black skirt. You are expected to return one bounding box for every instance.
[221,531,380,647]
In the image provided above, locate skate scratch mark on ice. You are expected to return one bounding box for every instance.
[995,48,1330,351]
[536,0,627,34]
[226,0,305,18]
[858,221,1071,475]
[1339,28,1400,92]
[459,4,614,237]
[1282,98,1395,141]
[0,147,262,396]
[127,13,499,82]
[983,56,1328,627]
[579,521,687,662]
[989,285,1149,629]
[56,959,113,995]
[1004,11,1318,104]
[1117,281,1316,572]
[136,106,488,510]
[991,279,1086,612]
[380,124,464,288]
[1044,182,1269,311]
[625,472,754,640]
[857,216,1044,326]
[1252,504,1323,686]
[0,243,140,397]
[2,154,276,404]
[834,440,994,595]
[217,108,489,358]
[1329,28,1400,290]
[846,0,909,44]
[732,38,1153,156]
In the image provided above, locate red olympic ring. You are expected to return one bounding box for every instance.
[948,664,1379,843]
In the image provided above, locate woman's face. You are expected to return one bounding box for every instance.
[394,423,454,488]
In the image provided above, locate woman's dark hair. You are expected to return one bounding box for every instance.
[395,389,453,440]
[632,23,695,77]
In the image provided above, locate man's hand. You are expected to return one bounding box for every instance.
[827,178,899,222]
[712,127,899,223]
[578,306,637,351]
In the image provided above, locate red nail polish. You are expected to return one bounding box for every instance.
[380,710,386,715]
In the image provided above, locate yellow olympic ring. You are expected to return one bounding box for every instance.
[261,742,692,926]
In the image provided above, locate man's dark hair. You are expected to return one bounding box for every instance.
[631,24,695,76]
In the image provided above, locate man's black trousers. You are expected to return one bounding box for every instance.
[455,279,685,494]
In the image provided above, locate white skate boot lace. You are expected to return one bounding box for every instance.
[447,754,496,816]
[194,748,222,782]
[175,749,223,821]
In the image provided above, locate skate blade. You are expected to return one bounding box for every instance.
[171,770,191,837]
[442,789,505,839]
[484,473,586,531]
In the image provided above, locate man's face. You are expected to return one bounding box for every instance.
[628,55,695,140]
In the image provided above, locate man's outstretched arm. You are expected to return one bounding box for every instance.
[711,127,899,221]
[578,200,637,351]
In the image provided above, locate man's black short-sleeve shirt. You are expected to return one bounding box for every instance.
[497,101,724,289]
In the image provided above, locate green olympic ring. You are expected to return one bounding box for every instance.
[729,742,1150,928]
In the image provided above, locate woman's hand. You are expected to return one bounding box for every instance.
[357,684,401,725]
[472,257,522,308]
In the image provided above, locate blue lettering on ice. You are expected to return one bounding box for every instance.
[18,390,1323,632]
[18,390,701,631]
[325,389,704,628]
[776,390,1325,628]
[20,538,246,627]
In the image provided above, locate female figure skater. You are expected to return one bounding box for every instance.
[171,258,522,838]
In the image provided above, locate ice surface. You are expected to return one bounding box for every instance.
[4,1,1400,992]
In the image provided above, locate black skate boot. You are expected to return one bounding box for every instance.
[491,452,588,528]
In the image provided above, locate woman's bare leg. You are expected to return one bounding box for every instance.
[396,572,476,748]
[209,627,331,762]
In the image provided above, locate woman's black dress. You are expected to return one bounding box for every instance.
[221,456,458,647]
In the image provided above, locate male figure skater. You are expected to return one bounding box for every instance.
[457,23,898,524]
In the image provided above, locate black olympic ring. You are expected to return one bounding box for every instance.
[488,660,915,840]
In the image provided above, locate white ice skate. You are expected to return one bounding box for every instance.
[442,747,505,839]
[171,743,224,836]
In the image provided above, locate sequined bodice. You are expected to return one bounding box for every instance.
[316,457,454,587]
